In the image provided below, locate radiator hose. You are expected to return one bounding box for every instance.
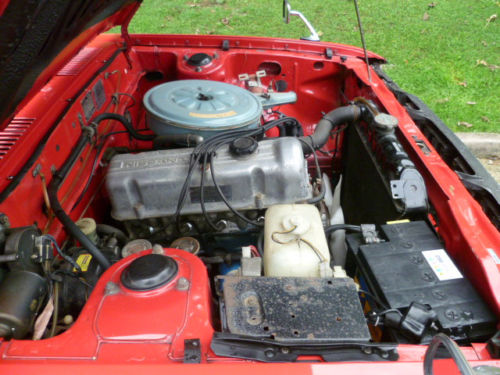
[299,104,361,152]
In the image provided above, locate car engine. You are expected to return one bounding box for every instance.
[0,70,495,360]
[106,79,313,240]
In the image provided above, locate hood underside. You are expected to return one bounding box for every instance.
[0,0,140,128]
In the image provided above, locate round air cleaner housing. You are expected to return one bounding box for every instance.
[144,79,262,140]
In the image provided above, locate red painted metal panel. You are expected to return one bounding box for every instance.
[0,33,496,372]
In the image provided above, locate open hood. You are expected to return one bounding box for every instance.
[0,0,141,128]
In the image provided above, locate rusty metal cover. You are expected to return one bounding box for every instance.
[219,276,370,342]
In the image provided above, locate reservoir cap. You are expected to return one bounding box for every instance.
[121,254,178,291]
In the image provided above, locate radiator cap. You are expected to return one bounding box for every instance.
[121,254,178,291]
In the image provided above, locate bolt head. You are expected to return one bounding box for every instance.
[177,277,190,291]
[362,347,373,355]
[264,349,275,358]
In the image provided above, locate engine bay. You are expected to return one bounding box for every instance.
[0,37,497,363]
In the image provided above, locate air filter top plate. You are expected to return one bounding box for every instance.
[144,79,262,136]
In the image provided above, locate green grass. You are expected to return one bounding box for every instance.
[126,0,499,132]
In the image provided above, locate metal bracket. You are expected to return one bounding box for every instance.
[238,73,250,81]
[211,332,398,362]
[77,113,85,129]
[32,164,42,177]
[390,179,405,200]
[255,70,266,87]
[184,339,201,363]
[360,224,381,244]
[390,168,428,213]
[325,48,333,59]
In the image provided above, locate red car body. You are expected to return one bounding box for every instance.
[0,1,498,374]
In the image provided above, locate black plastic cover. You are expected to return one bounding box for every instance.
[219,276,370,342]
[0,271,47,339]
[398,302,438,340]
[347,221,496,342]
[184,339,202,363]
[4,226,41,272]
[187,53,213,67]
[121,254,178,291]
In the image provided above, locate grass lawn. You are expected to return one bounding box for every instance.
[126,0,499,133]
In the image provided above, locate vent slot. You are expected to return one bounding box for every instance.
[57,47,100,76]
[0,117,34,160]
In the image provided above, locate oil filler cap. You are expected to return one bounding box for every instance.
[230,137,258,156]
[121,254,178,291]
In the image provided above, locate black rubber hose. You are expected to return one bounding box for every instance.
[423,333,474,375]
[299,105,361,152]
[47,129,111,269]
[96,224,128,245]
[324,224,361,234]
[153,133,204,149]
[91,113,155,141]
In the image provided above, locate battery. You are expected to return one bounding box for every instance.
[346,220,496,342]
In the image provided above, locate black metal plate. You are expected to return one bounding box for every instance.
[219,276,370,342]
[211,332,398,362]
[184,339,201,363]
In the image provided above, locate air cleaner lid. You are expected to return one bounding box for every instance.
[144,80,262,132]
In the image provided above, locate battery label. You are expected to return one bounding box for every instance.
[422,249,463,281]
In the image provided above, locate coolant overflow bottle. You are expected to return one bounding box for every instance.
[263,204,332,277]
[282,214,310,236]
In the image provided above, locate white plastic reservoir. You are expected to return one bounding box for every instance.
[263,204,332,277]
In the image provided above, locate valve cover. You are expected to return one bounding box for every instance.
[106,137,312,220]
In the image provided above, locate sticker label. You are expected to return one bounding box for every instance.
[422,249,463,281]
[189,110,236,119]
[75,253,92,272]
